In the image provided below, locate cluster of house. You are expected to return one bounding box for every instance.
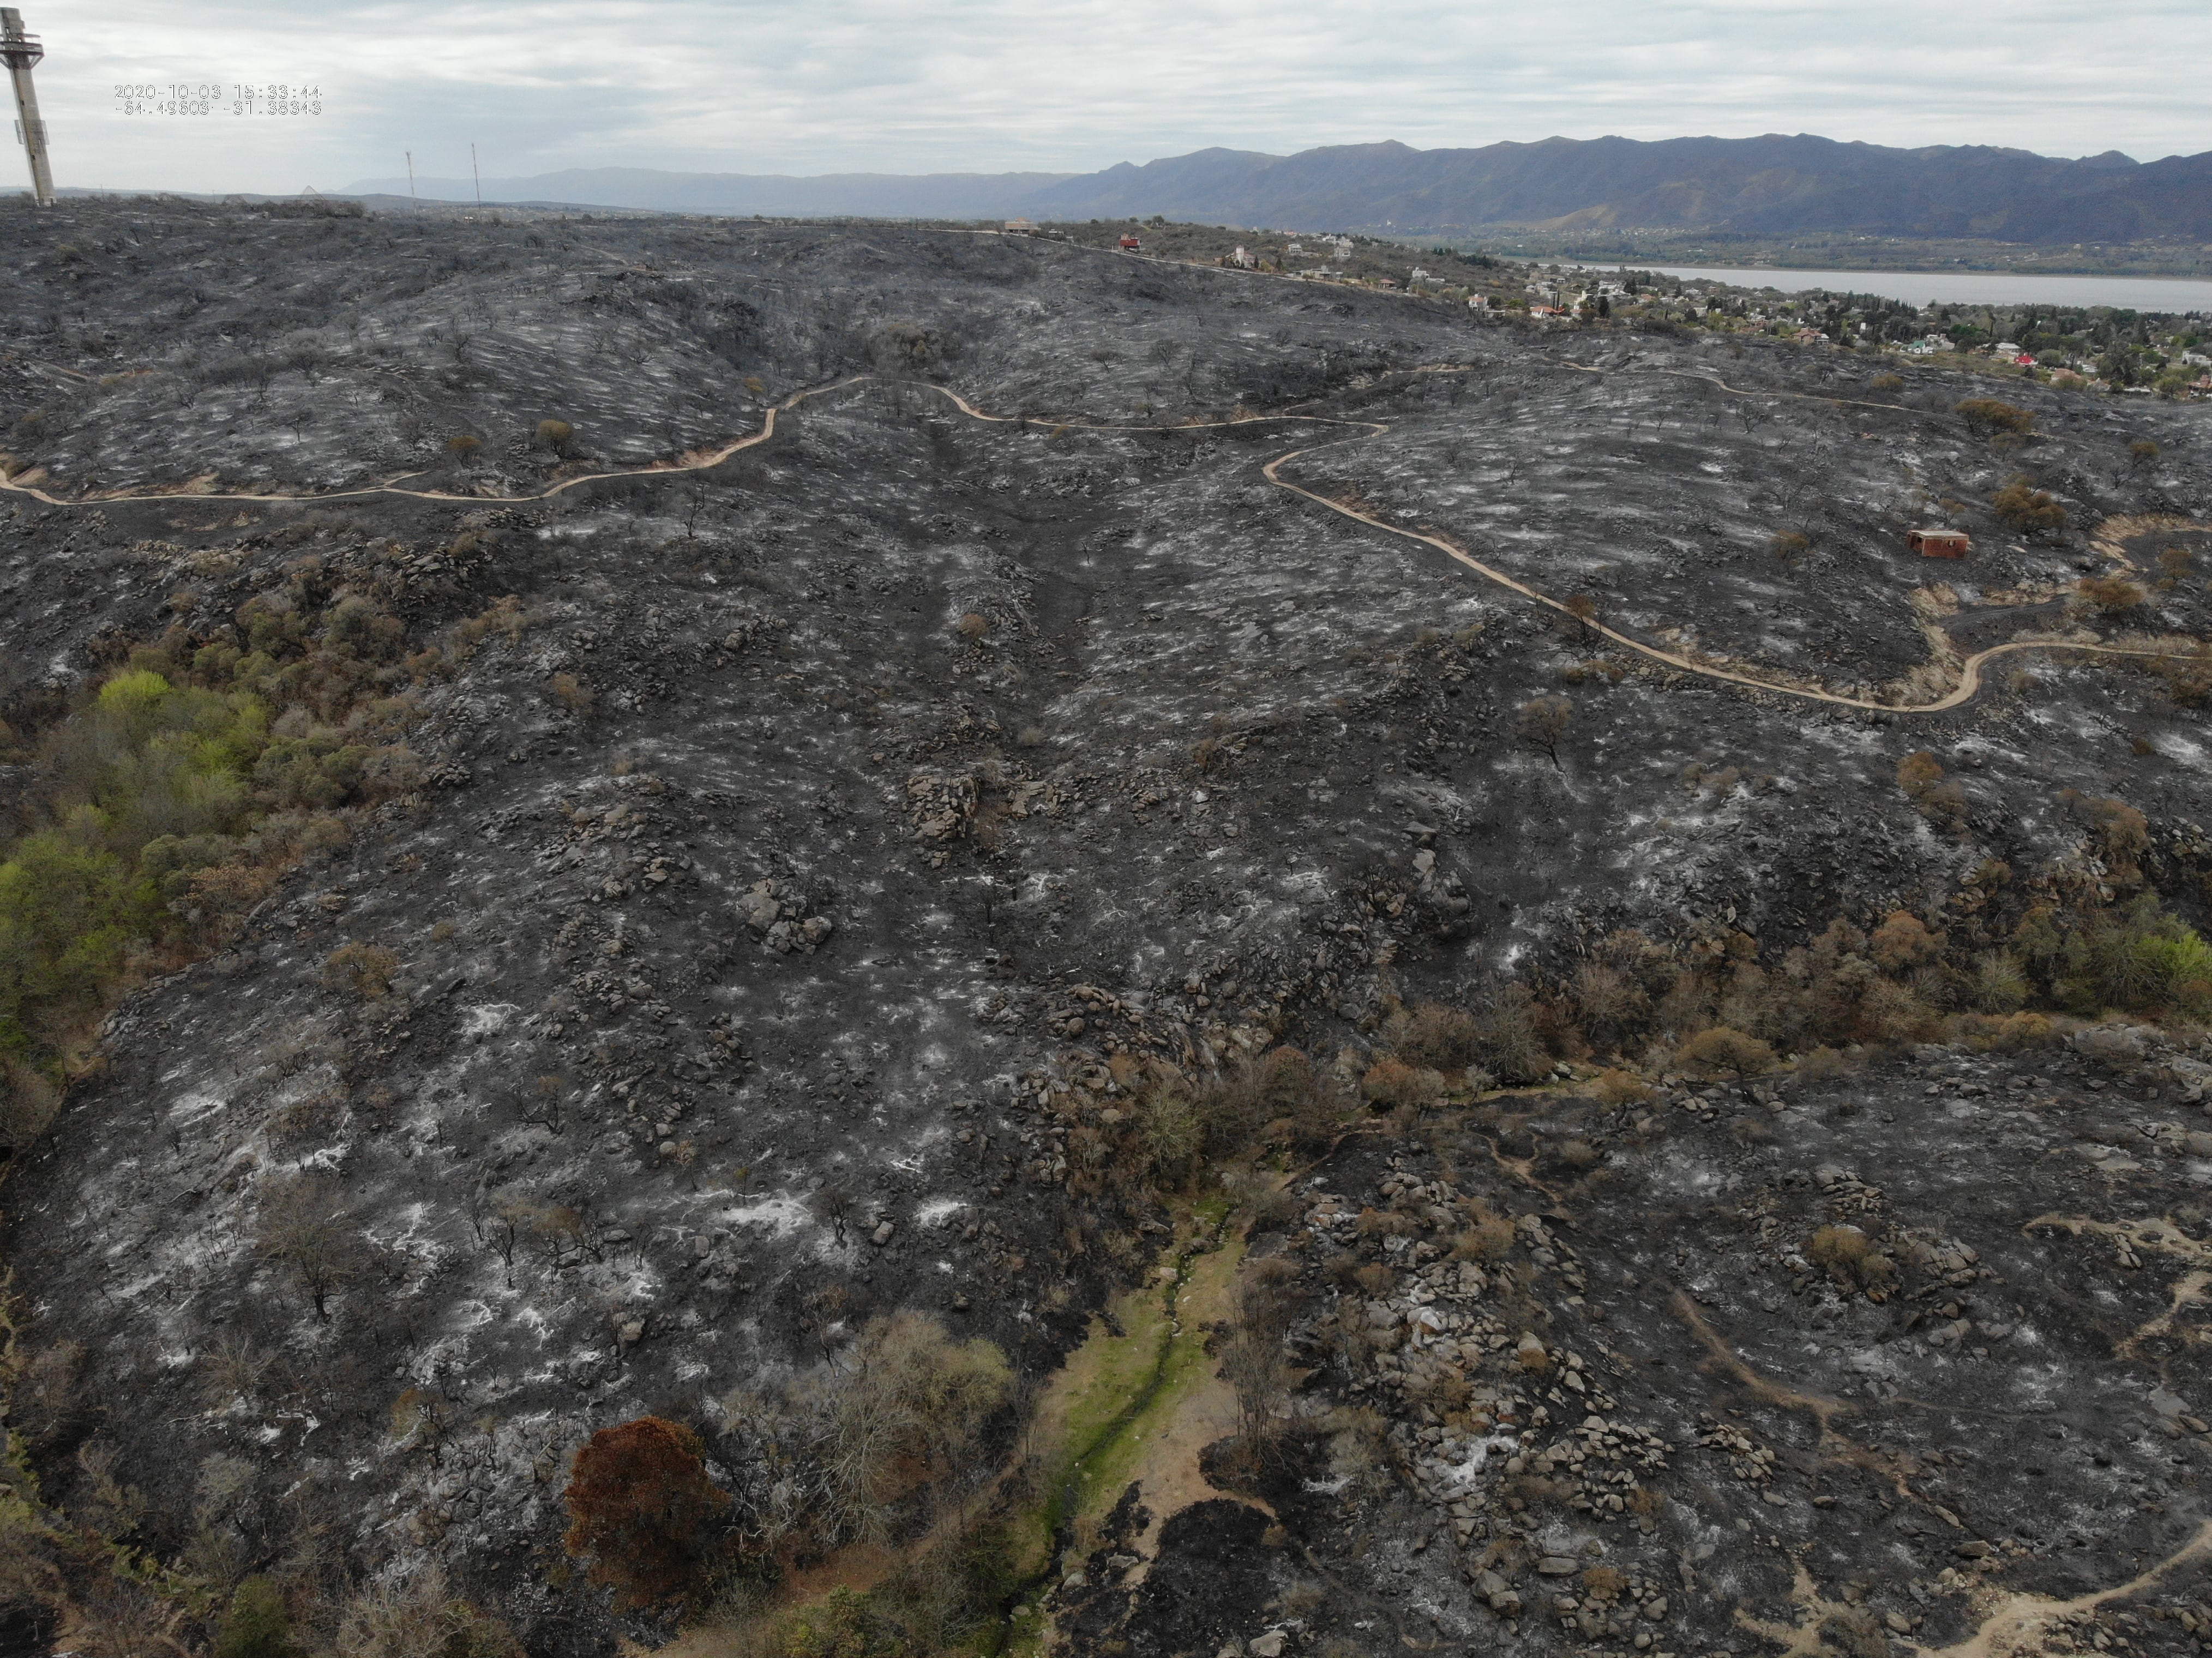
[1520,275,1631,319]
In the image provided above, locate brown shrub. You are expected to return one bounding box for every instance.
[2078,575,2144,614]
[1573,960,1649,1050]
[1870,911,1944,973]
[1408,1369,1475,1415]
[321,940,398,999]
[547,672,593,714]
[1857,977,1940,1044]
[535,418,573,453]
[1675,1026,1775,1079]
[1450,1215,1516,1262]
[1361,1056,1446,1111]
[1593,1067,1652,1107]
[1807,1225,1896,1291]
[1956,1010,2056,1051]
[1991,477,2066,534]
[1794,1044,1847,1083]
[1478,983,1552,1084]
[1581,1565,1628,1600]
[2074,794,2149,882]
[1808,1223,1873,1273]
[562,1416,730,1609]
[955,612,991,640]
[1956,398,2034,436]
[335,1564,524,1658]
[1896,750,1942,794]
[1353,1262,1397,1296]
[1895,751,1969,831]
[1393,1001,1482,1070]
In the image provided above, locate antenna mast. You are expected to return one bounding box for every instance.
[405,148,418,209]
[471,142,480,209]
[1,7,55,208]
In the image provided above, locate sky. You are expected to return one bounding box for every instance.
[11,0,2210,196]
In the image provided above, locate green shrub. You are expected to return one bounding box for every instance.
[215,1576,297,1658]
[1969,951,2029,1013]
[2133,926,2212,1013]
[1136,1089,1206,1186]
[0,669,271,1058]
[0,584,428,1112]
[763,1587,908,1657]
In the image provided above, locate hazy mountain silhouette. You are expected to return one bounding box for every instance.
[345,135,2212,241]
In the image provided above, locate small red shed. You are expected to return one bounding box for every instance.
[1119,235,1141,251]
[1909,528,1970,558]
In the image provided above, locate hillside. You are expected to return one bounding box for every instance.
[2,196,2211,1658]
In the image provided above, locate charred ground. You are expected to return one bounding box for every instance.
[2,195,2211,1658]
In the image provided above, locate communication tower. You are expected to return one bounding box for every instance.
[1,7,55,207]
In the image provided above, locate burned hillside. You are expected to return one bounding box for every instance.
[1,195,2210,1658]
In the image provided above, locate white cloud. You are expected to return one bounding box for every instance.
[11,0,2208,196]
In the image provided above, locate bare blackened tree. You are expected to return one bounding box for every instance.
[1516,695,1572,771]
[808,1182,855,1246]
[256,1176,363,1318]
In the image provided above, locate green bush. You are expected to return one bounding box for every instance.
[215,1576,297,1658]
[0,588,428,1125]
[0,670,268,1057]
[765,1588,907,1658]
[1136,1089,1206,1187]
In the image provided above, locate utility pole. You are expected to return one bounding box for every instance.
[471,142,480,209]
[1,7,55,207]
[405,148,418,210]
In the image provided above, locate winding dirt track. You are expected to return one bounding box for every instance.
[4,369,2203,717]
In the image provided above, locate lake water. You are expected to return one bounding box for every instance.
[1563,263,2212,314]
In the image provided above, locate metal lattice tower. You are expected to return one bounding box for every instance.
[2,7,55,208]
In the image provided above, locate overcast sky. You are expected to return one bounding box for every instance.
[15,0,2210,195]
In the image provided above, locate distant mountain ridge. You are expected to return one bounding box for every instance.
[344,134,2212,242]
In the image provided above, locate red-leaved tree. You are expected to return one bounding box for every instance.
[561,1416,729,1608]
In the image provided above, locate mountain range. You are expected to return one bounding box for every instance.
[344,134,2212,243]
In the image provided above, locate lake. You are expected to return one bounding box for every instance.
[1562,263,2212,314]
